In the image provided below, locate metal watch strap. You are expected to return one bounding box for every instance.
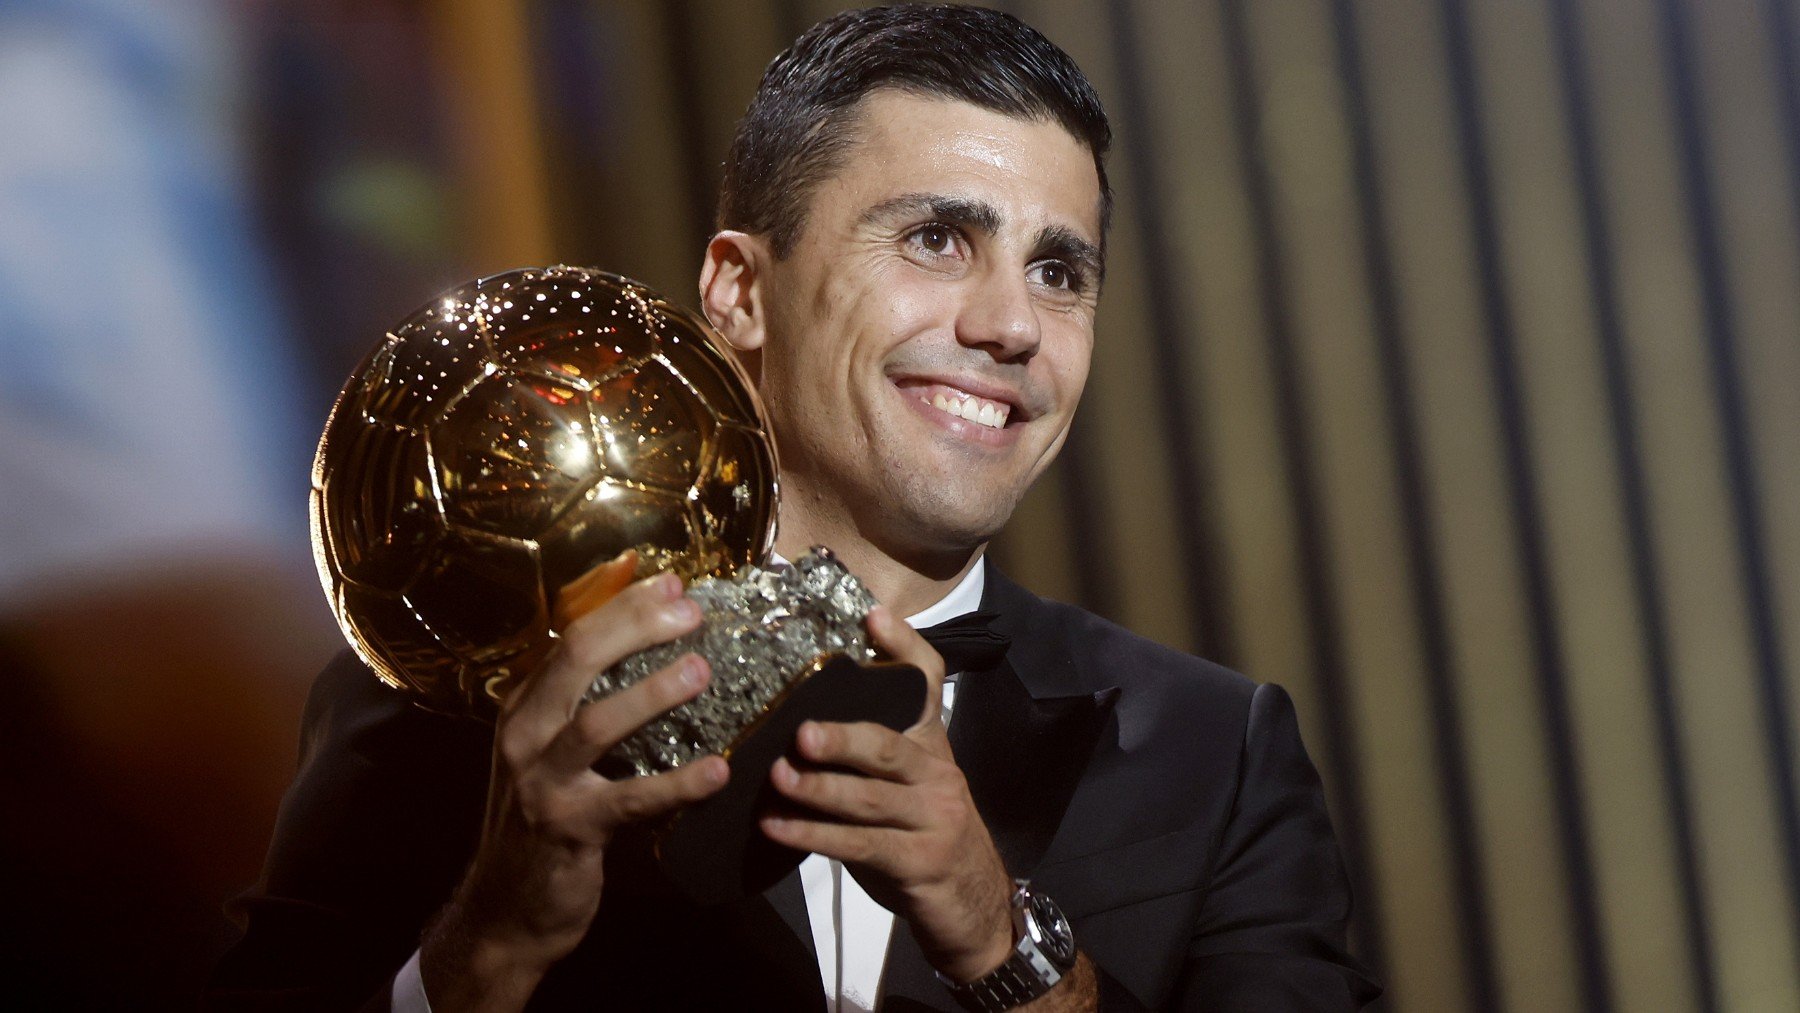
[947,952,1061,1012]
[939,881,1070,1013]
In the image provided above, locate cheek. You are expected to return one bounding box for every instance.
[800,278,877,369]
[880,277,949,335]
[1046,329,1095,403]
[859,258,956,340]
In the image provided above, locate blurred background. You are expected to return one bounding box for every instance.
[2,0,1797,1009]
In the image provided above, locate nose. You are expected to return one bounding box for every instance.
[956,264,1042,363]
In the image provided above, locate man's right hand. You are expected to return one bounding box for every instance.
[418,570,730,1011]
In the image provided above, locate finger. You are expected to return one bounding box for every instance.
[514,571,703,728]
[795,720,929,783]
[541,654,711,774]
[770,756,917,828]
[866,605,945,724]
[552,548,639,631]
[759,811,898,867]
[596,755,730,831]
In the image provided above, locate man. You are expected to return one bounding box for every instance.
[210,6,1378,1010]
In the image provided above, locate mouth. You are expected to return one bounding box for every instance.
[892,378,1025,432]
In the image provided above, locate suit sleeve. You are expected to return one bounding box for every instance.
[1161,682,1380,1011]
[203,653,491,1011]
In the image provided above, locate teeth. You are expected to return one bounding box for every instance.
[918,388,1011,429]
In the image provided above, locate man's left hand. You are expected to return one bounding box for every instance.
[759,604,1014,983]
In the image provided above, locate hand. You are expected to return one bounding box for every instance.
[420,570,730,1011]
[759,606,1016,983]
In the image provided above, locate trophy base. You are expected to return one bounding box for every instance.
[646,653,926,906]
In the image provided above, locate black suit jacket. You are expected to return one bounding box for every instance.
[208,563,1378,1010]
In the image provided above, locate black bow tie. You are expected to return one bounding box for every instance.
[918,610,1011,673]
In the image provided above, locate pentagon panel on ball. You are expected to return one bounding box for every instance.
[588,357,713,494]
[315,412,442,593]
[310,266,779,718]
[429,368,604,541]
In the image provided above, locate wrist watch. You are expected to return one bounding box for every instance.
[938,879,1078,1012]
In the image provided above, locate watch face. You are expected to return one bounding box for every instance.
[1026,892,1077,966]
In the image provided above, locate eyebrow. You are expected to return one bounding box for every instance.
[1033,224,1105,285]
[860,191,1107,284]
[859,192,1002,235]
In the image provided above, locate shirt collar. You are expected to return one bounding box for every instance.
[901,556,986,630]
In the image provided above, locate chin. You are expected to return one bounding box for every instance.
[872,479,1018,557]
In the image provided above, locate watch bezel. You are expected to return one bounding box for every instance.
[1022,887,1077,968]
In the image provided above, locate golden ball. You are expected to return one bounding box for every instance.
[310,266,778,717]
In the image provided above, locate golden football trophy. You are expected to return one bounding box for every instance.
[310,266,924,902]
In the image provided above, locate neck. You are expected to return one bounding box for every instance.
[772,489,984,618]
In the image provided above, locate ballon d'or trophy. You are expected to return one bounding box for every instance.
[310,266,926,903]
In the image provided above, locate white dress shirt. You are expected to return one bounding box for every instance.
[394,558,987,1012]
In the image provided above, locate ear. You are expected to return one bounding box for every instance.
[699,231,771,352]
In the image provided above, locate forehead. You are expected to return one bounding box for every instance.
[818,91,1103,241]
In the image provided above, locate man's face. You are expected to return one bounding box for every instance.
[752,91,1103,559]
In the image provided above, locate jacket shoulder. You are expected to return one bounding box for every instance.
[990,567,1259,715]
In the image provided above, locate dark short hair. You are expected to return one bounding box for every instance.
[716,4,1112,257]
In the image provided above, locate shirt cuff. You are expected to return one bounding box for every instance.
[392,948,432,1013]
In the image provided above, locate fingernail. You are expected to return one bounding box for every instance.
[761,815,789,834]
[665,598,699,624]
[682,655,709,689]
[798,722,819,752]
[706,757,729,785]
[771,758,795,788]
[655,571,683,598]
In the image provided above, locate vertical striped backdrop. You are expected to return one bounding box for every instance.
[422,1,1800,1008]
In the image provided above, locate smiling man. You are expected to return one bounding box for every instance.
[211,6,1377,1012]
[706,87,1100,612]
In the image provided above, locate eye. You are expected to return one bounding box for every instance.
[1029,260,1077,291]
[909,223,957,256]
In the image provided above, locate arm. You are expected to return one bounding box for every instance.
[207,571,730,1012]
[414,572,728,1010]
[205,648,489,1011]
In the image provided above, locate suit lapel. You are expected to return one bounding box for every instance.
[947,656,1118,873]
[766,866,816,965]
[877,923,954,1011]
[722,877,825,1010]
[878,560,1119,1007]
[957,559,1120,873]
